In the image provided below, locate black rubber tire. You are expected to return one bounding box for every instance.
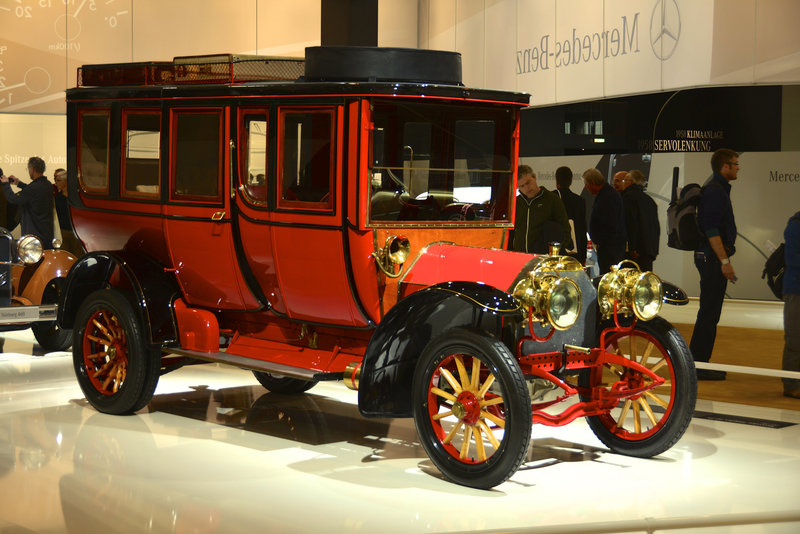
[579,316,697,457]
[252,371,317,394]
[31,278,72,352]
[72,289,161,415]
[412,328,532,489]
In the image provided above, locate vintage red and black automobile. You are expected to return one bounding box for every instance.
[58,47,696,489]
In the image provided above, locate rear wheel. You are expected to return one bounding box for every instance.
[252,371,317,394]
[73,289,161,415]
[579,317,696,457]
[31,278,72,351]
[412,329,532,489]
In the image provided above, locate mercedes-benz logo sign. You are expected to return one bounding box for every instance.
[650,0,681,60]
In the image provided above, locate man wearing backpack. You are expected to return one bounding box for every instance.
[782,211,800,398]
[690,148,739,380]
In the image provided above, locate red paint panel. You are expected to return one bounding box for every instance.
[71,207,171,265]
[271,226,368,326]
[401,243,534,295]
[237,216,287,315]
[164,216,260,310]
[347,227,380,324]
[225,335,359,373]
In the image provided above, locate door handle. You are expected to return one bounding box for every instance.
[211,211,226,221]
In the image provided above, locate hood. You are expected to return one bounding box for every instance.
[399,242,536,297]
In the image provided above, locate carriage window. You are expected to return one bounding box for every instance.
[78,110,110,193]
[278,109,334,210]
[242,114,267,204]
[122,111,160,198]
[369,100,514,224]
[171,110,222,200]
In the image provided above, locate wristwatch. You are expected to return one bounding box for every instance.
[720,258,730,265]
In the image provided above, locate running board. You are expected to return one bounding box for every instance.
[163,347,343,382]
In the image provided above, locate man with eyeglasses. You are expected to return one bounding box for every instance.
[691,148,739,380]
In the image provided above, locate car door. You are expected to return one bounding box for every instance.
[262,103,370,327]
[162,105,261,311]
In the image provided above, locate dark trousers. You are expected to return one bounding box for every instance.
[784,294,800,389]
[596,241,626,274]
[689,252,728,363]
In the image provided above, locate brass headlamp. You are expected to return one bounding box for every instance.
[372,235,411,278]
[512,257,582,330]
[597,261,663,321]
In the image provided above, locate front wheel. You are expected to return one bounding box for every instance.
[579,316,696,457]
[31,278,72,352]
[412,329,532,489]
[72,288,162,415]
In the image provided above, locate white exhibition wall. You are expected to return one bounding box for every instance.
[524,151,800,301]
[421,0,800,105]
[1,1,798,304]
[0,0,417,115]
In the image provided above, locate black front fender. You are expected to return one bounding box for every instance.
[57,250,181,345]
[358,281,522,418]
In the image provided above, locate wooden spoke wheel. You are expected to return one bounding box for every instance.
[580,317,696,457]
[412,329,531,489]
[73,289,161,415]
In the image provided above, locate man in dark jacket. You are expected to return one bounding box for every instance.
[554,166,587,264]
[0,156,55,247]
[690,148,739,380]
[782,211,800,398]
[621,169,660,271]
[511,165,572,254]
[583,167,626,274]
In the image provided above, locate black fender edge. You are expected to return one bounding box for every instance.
[357,281,522,418]
[57,250,181,346]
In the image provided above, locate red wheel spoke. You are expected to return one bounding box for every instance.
[83,308,130,396]
[92,359,114,379]
[91,318,114,343]
[87,350,108,361]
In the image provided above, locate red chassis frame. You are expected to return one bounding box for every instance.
[509,306,667,427]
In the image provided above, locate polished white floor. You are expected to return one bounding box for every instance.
[1,328,799,534]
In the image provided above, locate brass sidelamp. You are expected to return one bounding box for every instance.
[597,260,663,321]
[512,256,582,330]
[372,235,411,278]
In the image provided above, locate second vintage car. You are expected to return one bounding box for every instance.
[0,221,76,352]
[58,47,696,489]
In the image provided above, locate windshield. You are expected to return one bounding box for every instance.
[369,99,516,224]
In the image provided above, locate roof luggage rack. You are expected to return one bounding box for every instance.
[78,54,305,87]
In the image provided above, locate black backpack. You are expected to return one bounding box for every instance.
[667,182,705,251]
[762,243,785,300]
